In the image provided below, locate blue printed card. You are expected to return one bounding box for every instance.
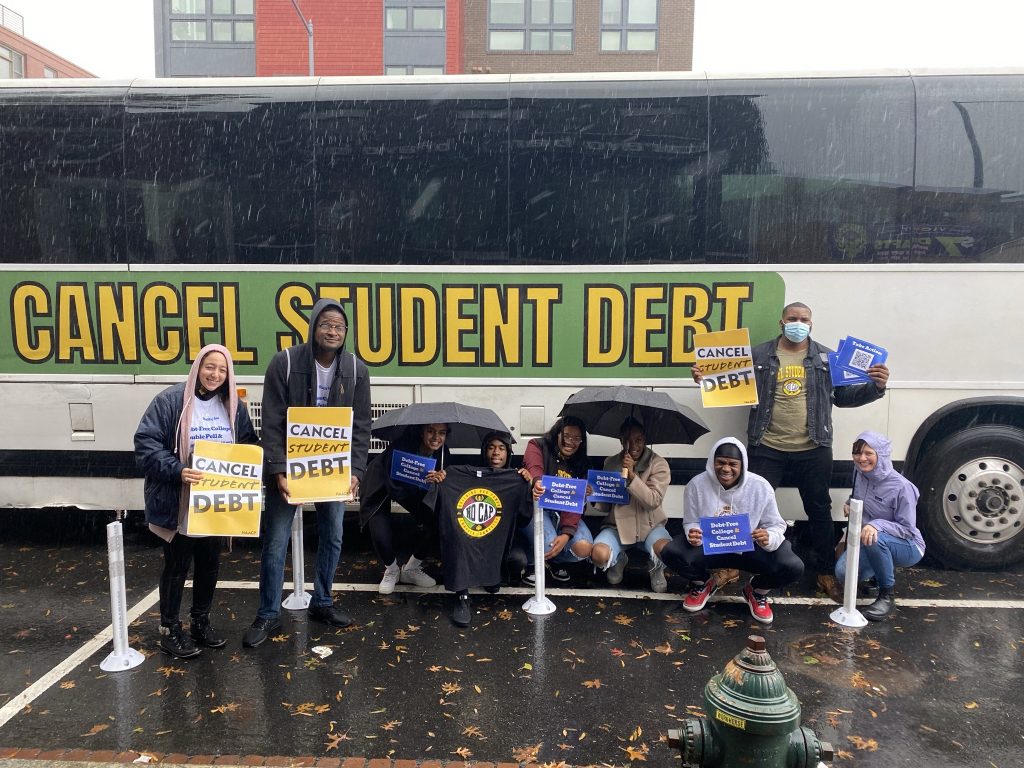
[390,450,436,489]
[700,514,755,555]
[538,475,587,514]
[587,469,629,505]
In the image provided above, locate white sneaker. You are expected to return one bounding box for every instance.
[649,560,667,593]
[379,562,401,595]
[605,554,627,585]
[400,557,436,588]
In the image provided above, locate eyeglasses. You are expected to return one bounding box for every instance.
[561,435,583,445]
[317,322,347,333]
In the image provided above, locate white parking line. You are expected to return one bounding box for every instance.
[216,580,1024,609]
[0,587,160,731]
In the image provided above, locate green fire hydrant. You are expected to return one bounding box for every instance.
[668,635,833,767]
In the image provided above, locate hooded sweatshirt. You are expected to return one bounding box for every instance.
[260,298,371,479]
[851,430,925,556]
[684,436,786,552]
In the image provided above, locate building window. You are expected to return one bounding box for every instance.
[489,0,573,52]
[0,45,25,78]
[385,65,445,76]
[171,20,207,41]
[234,20,254,41]
[600,0,657,51]
[385,2,445,31]
[211,0,252,13]
[171,0,206,14]
[44,66,58,78]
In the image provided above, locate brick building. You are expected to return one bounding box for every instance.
[0,4,94,79]
[155,0,693,77]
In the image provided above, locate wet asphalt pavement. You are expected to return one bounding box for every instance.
[1,509,1022,767]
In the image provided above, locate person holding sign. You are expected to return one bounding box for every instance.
[834,431,924,621]
[590,419,672,593]
[360,423,451,594]
[135,344,259,659]
[245,299,371,648]
[693,302,888,603]
[521,417,595,582]
[660,438,803,625]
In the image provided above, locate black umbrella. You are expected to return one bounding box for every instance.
[559,385,709,444]
[370,402,516,449]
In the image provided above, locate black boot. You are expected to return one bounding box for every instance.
[190,615,227,648]
[160,622,201,659]
[862,587,895,622]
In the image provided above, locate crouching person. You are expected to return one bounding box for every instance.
[590,418,672,592]
[661,437,803,625]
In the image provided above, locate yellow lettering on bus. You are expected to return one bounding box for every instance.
[444,286,477,365]
[669,285,711,365]
[354,284,395,365]
[481,285,521,366]
[584,285,626,366]
[276,283,314,350]
[220,284,255,364]
[715,283,754,330]
[317,285,351,305]
[184,283,218,361]
[400,285,439,365]
[141,284,182,363]
[96,283,138,364]
[57,283,97,363]
[526,286,561,366]
[12,282,52,363]
[632,285,666,365]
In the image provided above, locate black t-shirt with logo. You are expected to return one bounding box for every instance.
[426,465,533,592]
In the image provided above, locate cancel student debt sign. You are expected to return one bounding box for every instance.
[287,407,353,504]
[186,440,264,537]
[2,270,783,377]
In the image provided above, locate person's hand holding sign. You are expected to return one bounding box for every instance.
[752,528,770,549]
[181,467,204,485]
[275,473,291,503]
[867,363,889,390]
[687,527,703,547]
[691,365,705,384]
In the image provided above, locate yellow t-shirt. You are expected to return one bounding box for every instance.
[761,346,816,451]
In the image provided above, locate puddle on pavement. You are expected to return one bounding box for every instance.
[784,631,924,694]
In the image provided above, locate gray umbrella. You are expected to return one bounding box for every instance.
[559,385,709,444]
[370,402,516,449]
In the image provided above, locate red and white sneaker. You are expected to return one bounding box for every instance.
[682,577,718,612]
[743,580,774,625]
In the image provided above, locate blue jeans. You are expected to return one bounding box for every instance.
[594,525,671,570]
[257,486,345,619]
[835,531,922,590]
[520,509,594,565]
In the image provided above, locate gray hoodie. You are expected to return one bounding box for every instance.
[683,436,787,552]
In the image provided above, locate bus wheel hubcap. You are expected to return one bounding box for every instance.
[943,458,1024,543]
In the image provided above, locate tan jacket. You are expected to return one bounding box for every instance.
[595,448,671,545]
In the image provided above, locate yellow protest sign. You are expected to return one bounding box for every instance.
[185,440,264,537]
[286,406,353,503]
[693,328,758,408]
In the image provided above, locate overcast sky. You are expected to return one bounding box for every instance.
[7,0,1023,80]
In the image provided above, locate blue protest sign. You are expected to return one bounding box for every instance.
[538,475,587,514]
[700,514,755,555]
[587,469,629,504]
[390,450,436,489]
[835,336,888,381]
[828,351,870,387]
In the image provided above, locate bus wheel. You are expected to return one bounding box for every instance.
[917,425,1024,570]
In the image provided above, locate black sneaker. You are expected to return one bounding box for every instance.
[309,604,353,628]
[190,617,227,649]
[547,564,571,583]
[242,616,281,648]
[452,594,471,627]
[160,623,201,659]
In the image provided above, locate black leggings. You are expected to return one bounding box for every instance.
[367,502,435,565]
[159,534,221,627]
[660,537,804,591]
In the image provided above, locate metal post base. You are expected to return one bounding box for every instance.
[830,606,868,628]
[522,595,557,615]
[100,647,145,672]
[282,589,312,610]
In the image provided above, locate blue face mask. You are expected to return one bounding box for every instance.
[783,321,810,343]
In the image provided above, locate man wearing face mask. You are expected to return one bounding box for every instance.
[696,302,888,602]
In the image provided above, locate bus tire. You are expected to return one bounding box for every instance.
[916,425,1024,570]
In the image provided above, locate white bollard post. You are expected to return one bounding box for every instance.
[100,516,145,672]
[830,498,868,628]
[523,501,555,615]
[282,506,312,610]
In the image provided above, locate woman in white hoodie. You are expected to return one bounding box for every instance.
[660,437,803,625]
